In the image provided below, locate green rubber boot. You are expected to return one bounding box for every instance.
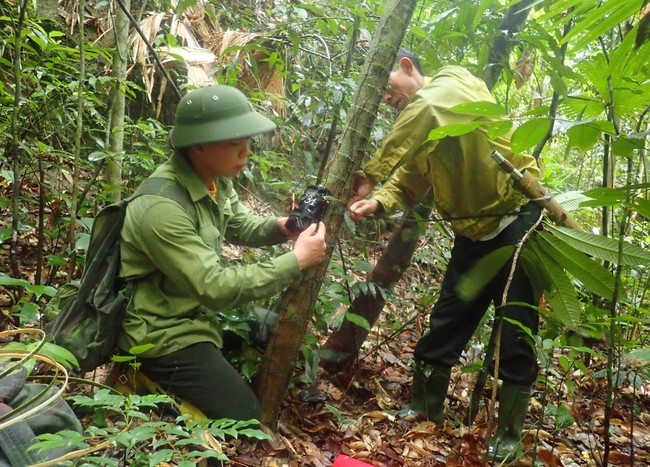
[407,363,451,423]
[487,383,532,462]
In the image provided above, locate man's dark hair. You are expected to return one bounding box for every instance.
[395,47,425,76]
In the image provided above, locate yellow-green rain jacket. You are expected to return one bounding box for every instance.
[364,66,540,240]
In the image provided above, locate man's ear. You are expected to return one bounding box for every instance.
[399,57,414,74]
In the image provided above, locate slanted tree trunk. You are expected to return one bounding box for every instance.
[253,0,418,427]
[320,0,536,372]
[320,193,433,371]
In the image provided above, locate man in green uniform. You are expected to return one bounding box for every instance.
[349,49,542,462]
[117,85,327,421]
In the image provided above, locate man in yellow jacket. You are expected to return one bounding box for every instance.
[349,49,542,462]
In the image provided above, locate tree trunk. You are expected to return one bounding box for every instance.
[253,0,418,428]
[66,0,86,276]
[321,0,535,373]
[320,192,432,371]
[106,0,131,202]
[482,0,535,90]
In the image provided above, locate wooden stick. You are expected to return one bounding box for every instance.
[491,151,583,231]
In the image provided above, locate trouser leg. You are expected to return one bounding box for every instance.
[415,203,541,387]
[139,342,261,421]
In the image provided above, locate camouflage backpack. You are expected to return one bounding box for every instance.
[45,177,196,373]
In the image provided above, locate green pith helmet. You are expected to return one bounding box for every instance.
[170,85,276,149]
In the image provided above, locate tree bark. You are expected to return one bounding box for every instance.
[106,0,131,202]
[483,0,535,90]
[320,192,432,371]
[253,0,418,428]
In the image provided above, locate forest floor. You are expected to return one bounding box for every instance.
[229,302,650,467]
[2,182,650,467]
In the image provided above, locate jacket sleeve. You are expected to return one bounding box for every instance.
[222,181,287,246]
[127,198,300,312]
[371,154,431,214]
[363,95,439,183]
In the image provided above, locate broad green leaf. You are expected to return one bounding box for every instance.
[344,312,371,330]
[327,311,345,331]
[520,249,551,301]
[352,261,376,273]
[0,273,56,298]
[554,191,591,211]
[589,120,617,135]
[486,120,513,140]
[427,121,486,141]
[522,105,551,117]
[0,273,30,287]
[39,342,80,369]
[526,241,582,328]
[456,246,514,301]
[537,0,584,22]
[149,449,175,466]
[236,428,272,440]
[634,198,650,217]
[580,187,628,208]
[318,349,350,364]
[536,233,623,301]
[511,119,552,154]
[555,403,576,429]
[1,170,15,183]
[566,124,600,151]
[111,355,136,363]
[546,224,650,266]
[128,343,156,355]
[559,97,607,122]
[548,70,567,97]
[584,183,650,200]
[448,101,507,117]
[612,136,644,158]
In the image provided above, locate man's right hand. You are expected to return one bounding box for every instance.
[348,172,376,207]
[348,199,380,222]
[293,222,327,270]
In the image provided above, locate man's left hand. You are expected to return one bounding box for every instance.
[278,217,298,238]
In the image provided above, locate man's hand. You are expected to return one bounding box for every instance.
[277,216,298,238]
[348,172,376,207]
[293,222,327,269]
[348,199,380,222]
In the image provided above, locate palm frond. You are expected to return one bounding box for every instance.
[546,224,650,266]
[536,232,624,301]
[525,240,582,328]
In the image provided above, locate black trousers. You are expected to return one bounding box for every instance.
[414,202,542,387]
[139,342,261,421]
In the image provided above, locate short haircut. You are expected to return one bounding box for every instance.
[395,47,425,76]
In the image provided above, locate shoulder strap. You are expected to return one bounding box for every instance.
[131,177,198,226]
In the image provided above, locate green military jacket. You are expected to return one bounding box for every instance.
[365,66,540,241]
[117,153,300,358]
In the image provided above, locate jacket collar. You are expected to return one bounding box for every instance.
[167,151,213,203]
